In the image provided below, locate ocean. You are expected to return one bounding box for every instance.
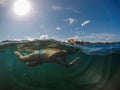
[0,40,120,90]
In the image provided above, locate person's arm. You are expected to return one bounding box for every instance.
[69,57,80,65]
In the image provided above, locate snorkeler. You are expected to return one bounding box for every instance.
[68,38,76,45]
[14,48,80,68]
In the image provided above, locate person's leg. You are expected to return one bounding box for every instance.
[14,51,25,59]
[14,51,34,62]
[55,57,80,68]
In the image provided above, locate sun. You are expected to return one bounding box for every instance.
[13,0,31,16]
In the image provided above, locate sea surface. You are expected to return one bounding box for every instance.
[0,40,120,90]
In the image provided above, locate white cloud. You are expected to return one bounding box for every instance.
[56,27,61,30]
[81,20,90,27]
[52,5,63,10]
[25,36,35,41]
[71,33,115,42]
[65,18,76,24]
[23,35,49,41]
[39,34,48,40]
[71,36,80,40]
[92,33,115,41]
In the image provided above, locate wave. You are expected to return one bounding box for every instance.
[64,43,120,55]
[1,39,120,56]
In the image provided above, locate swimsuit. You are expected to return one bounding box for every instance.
[38,50,44,62]
[38,50,44,54]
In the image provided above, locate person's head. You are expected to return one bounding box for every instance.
[68,38,76,45]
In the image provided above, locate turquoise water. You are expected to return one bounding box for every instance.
[0,40,120,90]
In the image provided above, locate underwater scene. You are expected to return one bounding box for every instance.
[0,40,120,90]
[0,0,120,90]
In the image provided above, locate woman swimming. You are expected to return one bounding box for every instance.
[14,48,80,67]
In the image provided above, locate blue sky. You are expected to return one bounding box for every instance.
[0,0,120,42]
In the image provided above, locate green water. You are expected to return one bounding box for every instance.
[0,41,120,90]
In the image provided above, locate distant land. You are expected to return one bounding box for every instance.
[0,39,120,46]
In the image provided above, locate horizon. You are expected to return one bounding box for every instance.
[0,0,120,42]
[0,37,120,43]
